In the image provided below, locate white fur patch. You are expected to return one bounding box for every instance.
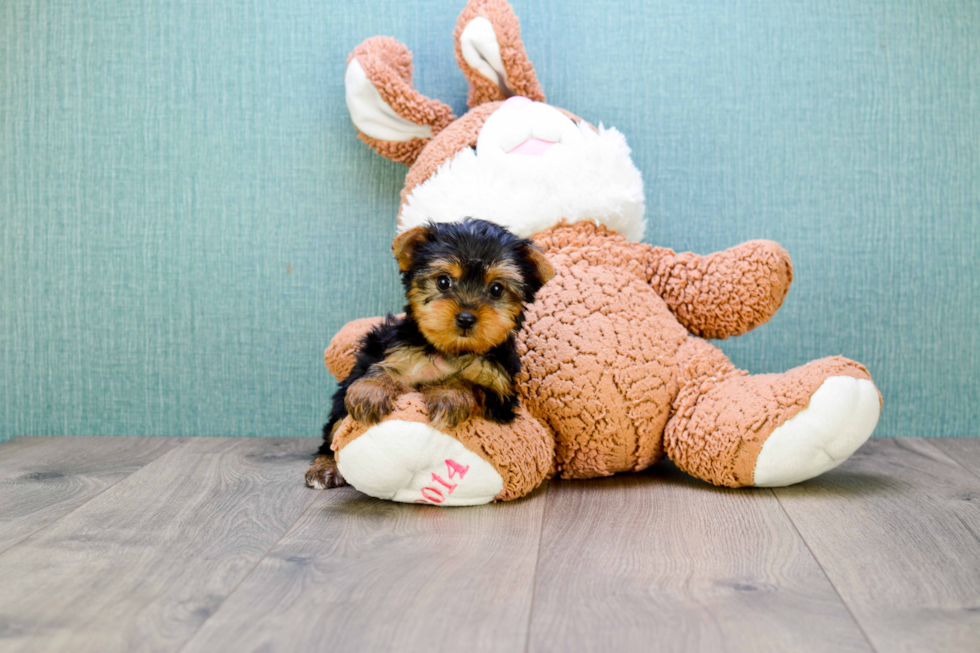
[400,102,646,241]
[753,376,880,487]
[336,420,504,506]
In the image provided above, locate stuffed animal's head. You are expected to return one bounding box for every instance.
[344,0,646,241]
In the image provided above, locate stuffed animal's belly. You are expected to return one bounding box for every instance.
[518,262,689,479]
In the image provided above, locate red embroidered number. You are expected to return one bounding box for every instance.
[430,473,457,493]
[445,459,469,480]
[416,459,470,505]
[420,487,444,503]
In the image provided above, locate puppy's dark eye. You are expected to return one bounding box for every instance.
[488,282,504,298]
[437,275,452,291]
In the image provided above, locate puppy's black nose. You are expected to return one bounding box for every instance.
[455,311,477,329]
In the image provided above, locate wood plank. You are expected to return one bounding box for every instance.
[931,438,980,479]
[178,484,550,653]
[0,436,181,554]
[774,438,980,653]
[526,465,872,653]
[0,437,318,653]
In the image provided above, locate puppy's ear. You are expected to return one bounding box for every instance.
[392,226,430,271]
[522,245,555,286]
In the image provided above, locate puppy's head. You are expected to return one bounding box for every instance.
[392,219,554,356]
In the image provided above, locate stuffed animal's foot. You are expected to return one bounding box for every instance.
[665,353,879,488]
[752,375,879,486]
[331,393,555,505]
[337,419,504,505]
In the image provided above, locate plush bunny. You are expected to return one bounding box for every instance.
[310,0,881,505]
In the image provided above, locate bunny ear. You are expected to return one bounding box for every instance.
[454,0,545,108]
[345,37,456,165]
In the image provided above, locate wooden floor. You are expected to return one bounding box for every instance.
[0,438,978,653]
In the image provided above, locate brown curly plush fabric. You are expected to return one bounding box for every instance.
[454,0,546,107]
[518,225,686,477]
[647,240,793,339]
[519,222,801,480]
[331,393,554,502]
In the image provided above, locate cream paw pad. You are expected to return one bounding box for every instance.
[337,420,504,506]
[753,376,881,487]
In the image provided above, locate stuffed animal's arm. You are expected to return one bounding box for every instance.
[644,240,793,340]
[324,316,389,381]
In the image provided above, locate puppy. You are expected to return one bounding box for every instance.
[306,218,554,489]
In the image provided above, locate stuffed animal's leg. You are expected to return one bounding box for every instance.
[664,339,880,487]
[330,393,555,505]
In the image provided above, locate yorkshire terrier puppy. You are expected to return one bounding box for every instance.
[306,218,554,489]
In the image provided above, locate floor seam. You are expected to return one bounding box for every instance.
[921,438,980,483]
[772,488,881,653]
[522,480,552,653]
[0,437,190,559]
[172,489,321,653]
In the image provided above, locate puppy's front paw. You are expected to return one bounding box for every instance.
[424,384,477,430]
[306,455,347,489]
[345,376,399,424]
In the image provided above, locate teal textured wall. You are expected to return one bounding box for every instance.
[1,0,977,442]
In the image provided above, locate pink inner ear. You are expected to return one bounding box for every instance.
[508,137,556,156]
[503,96,533,109]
